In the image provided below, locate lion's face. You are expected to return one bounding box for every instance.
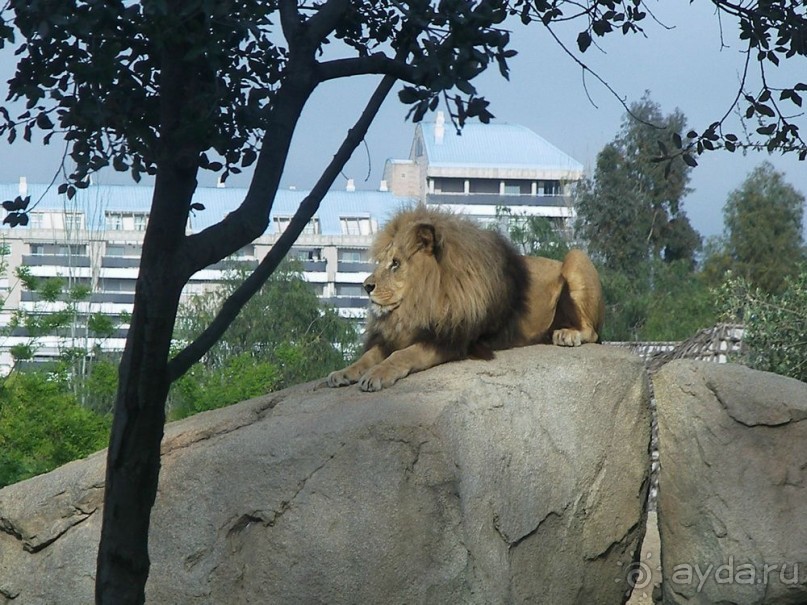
[364,221,438,317]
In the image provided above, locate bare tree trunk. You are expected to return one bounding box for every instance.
[93,5,401,601]
[95,165,194,603]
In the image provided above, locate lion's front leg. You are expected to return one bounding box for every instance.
[358,343,454,392]
[327,345,386,387]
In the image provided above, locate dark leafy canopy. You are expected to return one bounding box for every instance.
[2,1,805,201]
[722,161,805,294]
[0,0,514,195]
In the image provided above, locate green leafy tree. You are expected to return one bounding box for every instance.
[169,262,358,419]
[575,94,700,275]
[574,95,713,341]
[719,162,805,294]
[718,267,807,382]
[8,269,124,410]
[168,353,282,420]
[598,260,716,341]
[2,1,806,601]
[639,261,717,341]
[0,372,110,488]
[495,206,570,260]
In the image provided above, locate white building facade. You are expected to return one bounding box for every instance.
[0,117,583,372]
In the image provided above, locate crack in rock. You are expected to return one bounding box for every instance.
[225,442,348,539]
[0,504,98,554]
[493,507,566,550]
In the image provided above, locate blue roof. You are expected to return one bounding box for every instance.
[0,183,412,236]
[419,120,583,173]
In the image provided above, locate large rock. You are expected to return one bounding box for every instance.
[654,361,807,605]
[0,345,650,605]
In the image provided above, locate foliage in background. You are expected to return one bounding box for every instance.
[599,260,717,342]
[567,94,716,341]
[0,256,121,487]
[169,262,359,420]
[575,94,701,275]
[718,267,807,383]
[704,162,805,295]
[0,371,110,488]
[495,206,571,261]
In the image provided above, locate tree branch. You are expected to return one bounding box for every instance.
[301,0,351,47]
[316,52,422,84]
[167,73,397,382]
[177,64,316,279]
[279,0,301,43]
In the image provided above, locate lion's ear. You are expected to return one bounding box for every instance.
[414,222,439,256]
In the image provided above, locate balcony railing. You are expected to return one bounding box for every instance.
[321,296,368,309]
[23,255,92,267]
[101,256,140,268]
[336,261,375,272]
[20,291,136,304]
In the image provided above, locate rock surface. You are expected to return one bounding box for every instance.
[0,345,650,605]
[655,361,807,605]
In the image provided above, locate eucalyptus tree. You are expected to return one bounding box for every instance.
[723,162,805,293]
[575,95,700,275]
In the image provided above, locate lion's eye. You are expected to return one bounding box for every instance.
[390,258,400,270]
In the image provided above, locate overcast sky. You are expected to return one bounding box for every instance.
[1,2,805,239]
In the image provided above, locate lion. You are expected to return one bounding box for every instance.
[327,207,604,391]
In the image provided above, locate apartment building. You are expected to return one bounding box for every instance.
[383,111,583,230]
[0,181,407,372]
[0,117,583,371]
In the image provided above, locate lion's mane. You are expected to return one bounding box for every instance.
[365,206,529,357]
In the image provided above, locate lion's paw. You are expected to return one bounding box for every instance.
[357,366,400,392]
[552,328,583,347]
[327,369,357,387]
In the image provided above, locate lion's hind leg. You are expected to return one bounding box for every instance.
[551,249,604,347]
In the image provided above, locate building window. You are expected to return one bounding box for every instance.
[336,284,365,297]
[468,179,499,194]
[106,213,124,231]
[105,212,149,231]
[503,180,531,195]
[307,283,325,296]
[433,178,465,194]
[339,217,374,236]
[338,248,368,262]
[101,278,136,293]
[289,248,322,262]
[273,216,320,235]
[28,213,44,229]
[106,243,142,257]
[540,180,561,196]
[231,244,255,258]
[273,216,290,233]
[29,243,87,256]
[64,212,84,231]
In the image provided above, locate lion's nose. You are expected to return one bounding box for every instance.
[364,281,375,295]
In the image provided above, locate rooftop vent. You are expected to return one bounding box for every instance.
[346,178,356,192]
[434,111,445,145]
